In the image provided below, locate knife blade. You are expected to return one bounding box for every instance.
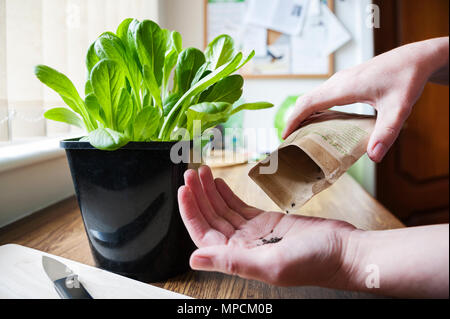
[42,256,93,299]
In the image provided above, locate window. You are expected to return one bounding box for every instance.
[0,0,160,227]
[0,0,159,145]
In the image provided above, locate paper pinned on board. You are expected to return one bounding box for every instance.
[207,0,247,42]
[241,25,268,58]
[209,0,352,76]
[245,0,310,36]
[320,4,352,56]
[290,1,351,74]
[290,1,327,74]
[308,0,321,17]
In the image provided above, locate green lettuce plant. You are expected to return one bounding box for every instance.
[35,18,273,150]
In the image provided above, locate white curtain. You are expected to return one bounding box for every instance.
[0,0,159,142]
[0,0,8,141]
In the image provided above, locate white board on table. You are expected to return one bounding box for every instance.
[0,244,190,299]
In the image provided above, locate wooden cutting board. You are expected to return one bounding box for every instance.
[0,244,190,299]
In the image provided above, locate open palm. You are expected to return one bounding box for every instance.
[178,166,356,287]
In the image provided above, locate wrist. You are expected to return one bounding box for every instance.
[411,37,449,79]
[327,228,368,291]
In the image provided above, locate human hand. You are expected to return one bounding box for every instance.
[283,37,449,162]
[178,165,357,287]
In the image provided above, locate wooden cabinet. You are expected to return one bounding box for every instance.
[374,0,449,226]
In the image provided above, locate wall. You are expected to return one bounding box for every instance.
[159,0,376,195]
[0,139,74,228]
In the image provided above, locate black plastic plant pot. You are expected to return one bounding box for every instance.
[61,138,196,282]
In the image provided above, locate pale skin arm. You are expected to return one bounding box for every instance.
[282,37,449,162]
[177,38,449,298]
[178,166,449,298]
[341,224,449,298]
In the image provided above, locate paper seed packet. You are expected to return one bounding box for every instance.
[249,111,375,213]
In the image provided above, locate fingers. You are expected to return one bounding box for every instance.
[282,76,362,139]
[190,246,274,283]
[178,186,227,247]
[367,104,411,162]
[184,169,235,237]
[215,177,262,219]
[198,166,247,228]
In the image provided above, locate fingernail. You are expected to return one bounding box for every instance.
[191,256,213,270]
[371,142,387,162]
[184,169,193,178]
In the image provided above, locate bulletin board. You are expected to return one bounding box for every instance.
[204,0,338,79]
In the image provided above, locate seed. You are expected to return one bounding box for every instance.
[261,237,283,245]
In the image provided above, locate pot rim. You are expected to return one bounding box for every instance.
[60,137,192,150]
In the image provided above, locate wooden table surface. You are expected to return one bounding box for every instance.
[0,164,404,298]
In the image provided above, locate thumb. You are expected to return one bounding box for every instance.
[282,79,361,139]
[190,246,272,281]
[367,106,410,162]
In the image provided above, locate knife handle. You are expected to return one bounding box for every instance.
[54,277,93,299]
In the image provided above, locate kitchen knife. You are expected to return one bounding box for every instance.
[42,256,93,299]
